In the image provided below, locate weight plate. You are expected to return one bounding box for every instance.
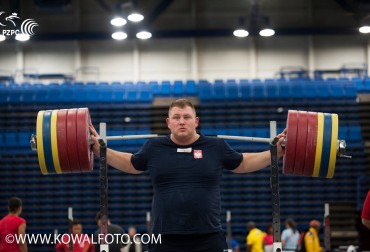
[303,112,318,176]
[42,110,56,174]
[36,111,48,175]
[67,109,80,173]
[283,110,299,175]
[319,113,332,178]
[327,114,338,178]
[51,110,62,174]
[76,108,94,172]
[57,109,71,173]
[313,113,324,177]
[293,111,308,175]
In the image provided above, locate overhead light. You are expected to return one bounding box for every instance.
[359,26,370,34]
[15,33,30,41]
[128,13,144,22]
[0,35,5,42]
[136,31,152,40]
[259,28,275,37]
[233,29,249,38]
[112,31,127,40]
[110,17,127,27]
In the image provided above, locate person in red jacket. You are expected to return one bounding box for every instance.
[0,197,28,252]
[362,190,370,229]
[56,220,93,252]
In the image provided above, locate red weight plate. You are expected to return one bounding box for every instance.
[57,109,71,173]
[303,112,318,176]
[76,108,94,172]
[67,109,80,173]
[293,111,308,175]
[283,110,298,174]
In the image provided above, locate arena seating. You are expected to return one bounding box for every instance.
[0,78,368,251]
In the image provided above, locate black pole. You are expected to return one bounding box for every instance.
[99,139,108,249]
[270,137,281,245]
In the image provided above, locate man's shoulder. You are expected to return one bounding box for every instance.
[108,223,125,233]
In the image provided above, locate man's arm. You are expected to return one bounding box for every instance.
[106,149,142,174]
[89,124,143,174]
[18,223,28,252]
[232,130,286,174]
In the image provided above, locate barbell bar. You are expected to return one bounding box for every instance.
[30,108,351,178]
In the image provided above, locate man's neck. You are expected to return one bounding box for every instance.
[171,133,200,145]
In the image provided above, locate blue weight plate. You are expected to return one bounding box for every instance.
[42,110,56,174]
[319,113,332,178]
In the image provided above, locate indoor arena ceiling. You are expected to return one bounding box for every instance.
[1,0,370,40]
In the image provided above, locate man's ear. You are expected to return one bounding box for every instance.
[195,117,199,128]
[166,117,170,128]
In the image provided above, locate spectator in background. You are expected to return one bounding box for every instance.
[362,190,370,229]
[246,221,265,252]
[56,220,93,252]
[263,224,273,252]
[303,219,323,252]
[230,238,240,252]
[93,212,127,252]
[281,218,300,251]
[0,197,27,252]
[121,226,142,252]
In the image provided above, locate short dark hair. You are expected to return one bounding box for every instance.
[71,220,82,226]
[8,197,22,213]
[168,98,196,116]
[95,212,109,223]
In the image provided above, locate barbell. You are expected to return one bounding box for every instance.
[30,108,350,178]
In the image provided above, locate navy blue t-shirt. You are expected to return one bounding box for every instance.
[131,134,243,235]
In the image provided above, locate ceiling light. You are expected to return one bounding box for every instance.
[136,31,152,40]
[359,26,370,34]
[128,13,144,22]
[15,33,30,41]
[110,17,127,27]
[233,29,249,38]
[112,31,127,40]
[259,28,275,37]
[0,35,5,42]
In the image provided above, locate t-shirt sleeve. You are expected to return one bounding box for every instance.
[221,140,243,170]
[362,190,370,219]
[131,139,151,171]
[281,229,288,240]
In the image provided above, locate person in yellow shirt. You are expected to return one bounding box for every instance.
[304,220,323,252]
[246,221,265,252]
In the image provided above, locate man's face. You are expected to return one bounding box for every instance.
[72,224,82,235]
[166,106,199,141]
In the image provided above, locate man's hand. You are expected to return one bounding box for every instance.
[276,128,286,159]
[89,123,100,157]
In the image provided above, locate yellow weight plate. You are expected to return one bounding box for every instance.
[327,114,338,178]
[36,111,48,175]
[51,110,62,174]
[313,112,324,177]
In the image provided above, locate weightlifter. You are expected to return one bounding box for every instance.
[89,98,286,252]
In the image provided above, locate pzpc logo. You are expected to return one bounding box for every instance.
[0,11,38,37]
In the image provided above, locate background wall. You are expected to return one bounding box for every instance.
[1,35,369,83]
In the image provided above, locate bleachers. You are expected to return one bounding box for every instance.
[0,78,368,251]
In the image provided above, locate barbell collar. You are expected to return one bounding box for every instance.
[337,140,352,159]
[30,134,37,151]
